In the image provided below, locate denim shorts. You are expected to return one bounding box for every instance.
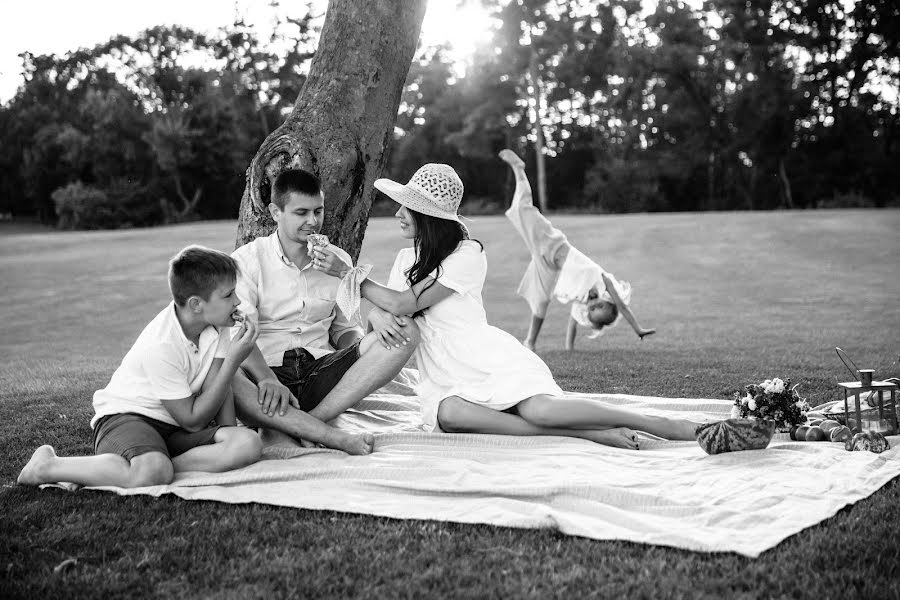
[93,412,220,461]
[271,343,361,412]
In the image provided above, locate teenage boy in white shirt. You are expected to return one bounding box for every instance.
[231,169,420,446]
[18,246,267,488]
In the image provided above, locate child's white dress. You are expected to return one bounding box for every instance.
[387,240,563,432]
[504,179,631,327]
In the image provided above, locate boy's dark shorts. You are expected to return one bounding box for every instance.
[93,413,220,461]
[270,343,361,412]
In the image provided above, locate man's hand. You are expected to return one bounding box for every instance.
[311,245,352,278]
[257,377,299,417]
[368,308,413,349]
[228,319,260,364]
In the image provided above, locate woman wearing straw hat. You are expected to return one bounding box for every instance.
[309,164,759,453]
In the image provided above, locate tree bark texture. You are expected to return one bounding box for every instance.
[528,48,549,213]
[235,0,428,259]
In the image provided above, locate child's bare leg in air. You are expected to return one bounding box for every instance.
[500,149,568,350]
[437,396,639,449]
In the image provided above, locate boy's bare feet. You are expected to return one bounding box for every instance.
[581,427,639,450]
[17,445,57,486]
[498,149,525,170]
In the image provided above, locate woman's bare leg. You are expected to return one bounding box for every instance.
[516,394,701,440]
[437,396,639,449]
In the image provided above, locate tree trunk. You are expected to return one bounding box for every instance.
[235,0,428,259]
[528,48,549,213]
[778,157,793,209]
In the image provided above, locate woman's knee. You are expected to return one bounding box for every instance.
[437,396,472,433]
[218,427,263,467]
[128,452,174,487]
[516,395,558,428]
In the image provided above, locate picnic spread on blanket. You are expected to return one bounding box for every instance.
[47,369,900,558]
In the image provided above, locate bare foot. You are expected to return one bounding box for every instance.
[328,431,375,455]
[498,149,525,170]
[581,427,639,450]
[646,416,705,441]
[17,445,57,486]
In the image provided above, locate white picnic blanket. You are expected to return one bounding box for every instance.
[57,370,900,557]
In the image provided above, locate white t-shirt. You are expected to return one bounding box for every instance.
[91,302,231,428]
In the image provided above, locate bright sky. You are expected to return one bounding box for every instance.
[0,0,495,104]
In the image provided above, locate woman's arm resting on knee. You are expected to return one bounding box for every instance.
[367,307,415,349]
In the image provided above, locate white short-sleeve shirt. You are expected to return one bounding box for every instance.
[232,232,363,366]
[90,303,231,428]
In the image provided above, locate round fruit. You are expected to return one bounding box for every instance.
[805,426,827,442]
[789,426,799,441]
[819,420,840,434]
[830,425,852,443]
[794,426,810,441]
[808,419,823,427]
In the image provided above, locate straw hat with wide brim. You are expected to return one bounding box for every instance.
[374,164,464,222]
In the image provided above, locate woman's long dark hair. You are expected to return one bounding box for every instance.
[406,209,481,317]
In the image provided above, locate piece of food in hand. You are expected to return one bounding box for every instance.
[804,426,827,442]
[231,310,245,324]
[306,233,330,257]
[829,425,852,443]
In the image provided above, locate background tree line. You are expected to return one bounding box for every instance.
[1,0,897,229]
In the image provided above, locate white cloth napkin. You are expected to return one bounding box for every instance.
[336,264,373,325]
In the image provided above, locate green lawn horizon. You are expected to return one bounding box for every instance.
[1,209,899,598]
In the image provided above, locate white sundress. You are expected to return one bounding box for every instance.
[387,240,563,432]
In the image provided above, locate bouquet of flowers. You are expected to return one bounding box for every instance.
[730,378,810,431]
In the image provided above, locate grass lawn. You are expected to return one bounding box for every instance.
[1,209,899,598]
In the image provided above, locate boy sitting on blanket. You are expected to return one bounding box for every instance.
[18,245,342,489]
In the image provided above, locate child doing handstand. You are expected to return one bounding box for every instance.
[500,149,655,350]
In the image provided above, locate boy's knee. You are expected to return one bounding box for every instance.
[437,397,468,433]
[220,427,263,467]
[128,452,174,487]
